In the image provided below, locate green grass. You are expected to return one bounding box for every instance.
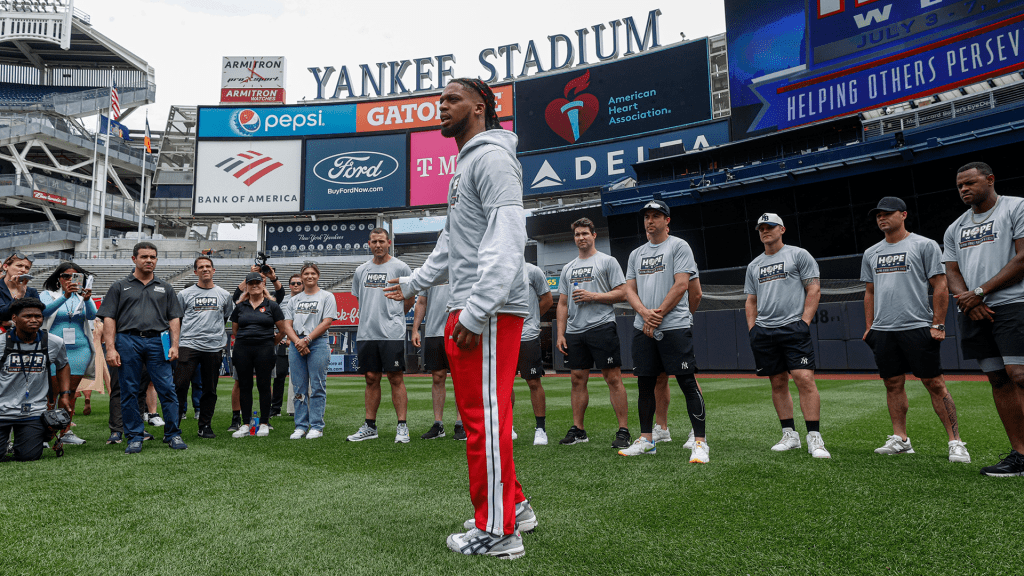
[2,375,1022,576]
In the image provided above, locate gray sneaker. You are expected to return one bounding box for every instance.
[60,431,86,445]
[463,499,538,534]
[347,423,378,442]
[446,528,524,559]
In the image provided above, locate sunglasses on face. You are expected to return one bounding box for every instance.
[59,273,73,279]
[289,281,302,286]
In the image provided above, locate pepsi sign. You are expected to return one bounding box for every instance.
[303,134,407,211]
[197,103,357,138]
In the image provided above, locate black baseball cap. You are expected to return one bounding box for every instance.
[868,196,908,216]
[640,199,670,217]
[245,272,263,283]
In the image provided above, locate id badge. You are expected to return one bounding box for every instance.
[21,402,31,414]
[62,327,76,345]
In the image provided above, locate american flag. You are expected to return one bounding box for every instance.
[110,81,120,120]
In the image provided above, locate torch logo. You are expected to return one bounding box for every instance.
[544,70,599,144]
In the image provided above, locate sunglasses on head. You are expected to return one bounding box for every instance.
[9,252,34,263]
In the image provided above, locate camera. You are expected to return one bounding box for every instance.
[255,251,272,275]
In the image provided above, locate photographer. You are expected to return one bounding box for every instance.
[0,252,39,326]
[0,298,70,462]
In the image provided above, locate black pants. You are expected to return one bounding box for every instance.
[173,347,223,429]
[271,353,289,413]
[0,418,47,462]
[104,344,149,433]
[233,342,275,423]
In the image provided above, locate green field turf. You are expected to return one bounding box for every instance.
[1,375,1021,576]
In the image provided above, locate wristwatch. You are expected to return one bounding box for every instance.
[974,287,985,297]
[932,324,945,331]
[58,390,73,396]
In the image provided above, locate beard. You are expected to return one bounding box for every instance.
[440,114,469,138]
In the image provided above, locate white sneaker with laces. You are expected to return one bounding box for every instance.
[654,424,673,444]
[346,423,378,442]
[771,428,802,451]
[683,428,696,449]
[60,431,86,445]
[395,423,410,443]
[149,414,165,427]
[807,432,831,458]
[533,428,548,446]
[306,429,323,439]
[289,429,306,440]
[617,437,656,456]
[511,427,518,440]
[874,435,914,455]
[689,439,709,464]
[256,424,270,437]
[231,424,250,438]
[948,440,971,463]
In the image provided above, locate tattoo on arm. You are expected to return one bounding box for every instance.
[943,394,959,438]
[802,278,820,287]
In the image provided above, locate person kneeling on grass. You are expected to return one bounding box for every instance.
[0,298,71,462]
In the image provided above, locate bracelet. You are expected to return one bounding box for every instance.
[58,390,73,396]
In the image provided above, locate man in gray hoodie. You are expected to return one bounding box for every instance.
[386,78,532,559]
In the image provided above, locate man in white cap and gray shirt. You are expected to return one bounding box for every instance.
[861,196,970,463]
[744,212,830,458]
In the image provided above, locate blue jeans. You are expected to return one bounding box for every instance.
[116,333,181,442]
[289,337,329,431]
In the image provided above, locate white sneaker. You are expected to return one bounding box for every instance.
[60,431,86,445]
[148,414,165,427]
[771,428,802,451]
[231,424,250,438]
[948,440,971,463]
[807,432,831,458]
[289,429,306,440]
[689,440,709,464]
[653,424,673,444]
[306,429,323,439]
[511,427,518,440]
[874,435,914,455]
[256,424,270,437]
[617,437,656,456]
[533,428,548,446]
[395,423,410,444]
[446,527,525,559]
[346,423,378,442]
[683,428,696,449]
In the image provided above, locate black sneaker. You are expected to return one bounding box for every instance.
[270,409,282,418]
[105,431,123,445]
[611,428,631,449]
[980,450,1024,477]
[197,426,217,439]
[421,422,446,440]
[227,416,242,433]
[559,426,588,445]
[453,424,467,441]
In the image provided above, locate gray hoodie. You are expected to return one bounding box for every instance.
[400,129,528,334]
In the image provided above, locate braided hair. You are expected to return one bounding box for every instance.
[450,78,502,130]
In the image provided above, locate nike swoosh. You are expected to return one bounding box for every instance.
[123,287,131,291]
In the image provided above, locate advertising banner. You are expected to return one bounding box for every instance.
[198,104,357,138]
[409,120,513,206]
[520,121,729,196]
[32,190,67,205]
[264,219,375,254]
[332,292,360,326]
[726,0,1024,140]
[303,134,407,212]
[356,84,513,133]
[514,40,712,153]
[193,140,301,215]
[221,56,286,104]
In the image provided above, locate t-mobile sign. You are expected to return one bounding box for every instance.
[409,120,513,206]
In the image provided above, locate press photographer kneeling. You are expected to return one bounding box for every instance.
[1,297,70,462]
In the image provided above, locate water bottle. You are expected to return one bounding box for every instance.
[573,282,581,305]
[250,411,259,436]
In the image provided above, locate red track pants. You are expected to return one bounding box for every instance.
[445,310,526,536]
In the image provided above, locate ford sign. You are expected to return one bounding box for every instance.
[313,151,399,184]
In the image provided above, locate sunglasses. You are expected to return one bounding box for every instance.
[59,273,73,279]
[289,281,303,286]
[9,252,34,263]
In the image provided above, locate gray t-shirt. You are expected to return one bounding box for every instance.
[861,233,944,331]
[626,236,699,331]
[522,263,551,342]
[284,289,338,340]
[423,283,450,338]
[0,332,68,420]
[177,283,233,351]
[352,257,413,341]
[559,251,625,334]
[943,195,1024,307]
[744,245,819,328]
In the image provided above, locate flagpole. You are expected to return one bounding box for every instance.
[97,71,113,254]
[85,111,100,256]
[137,149,146,239]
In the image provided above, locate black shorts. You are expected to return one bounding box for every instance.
[865,327,942,379]
[749,320,815,377]
[357,340,405,374]
[959,302,1024,360]
[631,327,697,377]
[566,322,622,370]
[423,336,448,372]
[517,337,545,379]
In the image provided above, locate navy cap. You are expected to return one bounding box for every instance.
[640,199,670,217]
[245,272,263,284]
[868,196,908,216]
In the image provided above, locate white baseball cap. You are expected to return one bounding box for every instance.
[755,213,784,229]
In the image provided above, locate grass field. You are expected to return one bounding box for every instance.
[1,374,1021,576]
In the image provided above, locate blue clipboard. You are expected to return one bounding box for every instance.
[161,330,171,360]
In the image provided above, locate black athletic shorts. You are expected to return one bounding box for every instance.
[631,327,697,377]
[959,302,1024,360]
[517,337,545,379]
[865,327,942,379]
[423,336,448,372]
[357,340,405,374]
[749,320,815,377]
[566,322,622,370]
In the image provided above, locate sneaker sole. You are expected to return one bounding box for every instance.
[421,433,446,440]
[395,437,410,444]
[617,449,656,456]
[874,448,915,455]
[689,458,709,463]
[949,456,971,463]
[534,440,548,446]
[347,434,378,442]
[980,470,1024,476]
[559,438,589,445]
[518,518,538,534]
[256,432,269,437]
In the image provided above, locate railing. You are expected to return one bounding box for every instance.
[0,111,155,166]
[0,173,145,220]
[863,82,1024,139]
[0,218,124,238]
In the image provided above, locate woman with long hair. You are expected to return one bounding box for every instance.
[40,262,95,445]
[282,263,338,439]
[229,272,286,438]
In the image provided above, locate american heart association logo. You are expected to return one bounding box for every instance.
[544,70,599,144]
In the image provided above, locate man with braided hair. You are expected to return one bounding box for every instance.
[386,78,532,559]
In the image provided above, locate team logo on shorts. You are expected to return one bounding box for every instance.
[639,255,665,275]
[194,296,220,311]
[800,357,809,365]
[607,356,614,364]
[959,222,997,249]
[681,361,688,370]
[758,263,787,283]
[569,266,595,283]
[875,253,908,273]
[364,272,388,288]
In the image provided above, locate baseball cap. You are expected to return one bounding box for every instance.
[245,272,263,284]
[754,213,784,229]
[868,196,908,216]
[640,199,670,217]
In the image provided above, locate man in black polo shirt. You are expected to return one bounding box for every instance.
[97,241,186,454]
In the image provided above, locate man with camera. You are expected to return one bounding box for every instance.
[0,297,71,462]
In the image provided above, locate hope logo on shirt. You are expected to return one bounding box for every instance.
[449,174,462,208]
[194,296,220,311]
[638,255,665,275]
[295,301,320,315]
[569,266,595,283]
[758,263,787,283]
[364,273,388,288]
[875,253,908,273]
[959,222,997,249]
[5,352,46,374]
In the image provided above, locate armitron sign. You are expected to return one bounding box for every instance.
[222,56,287,104]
